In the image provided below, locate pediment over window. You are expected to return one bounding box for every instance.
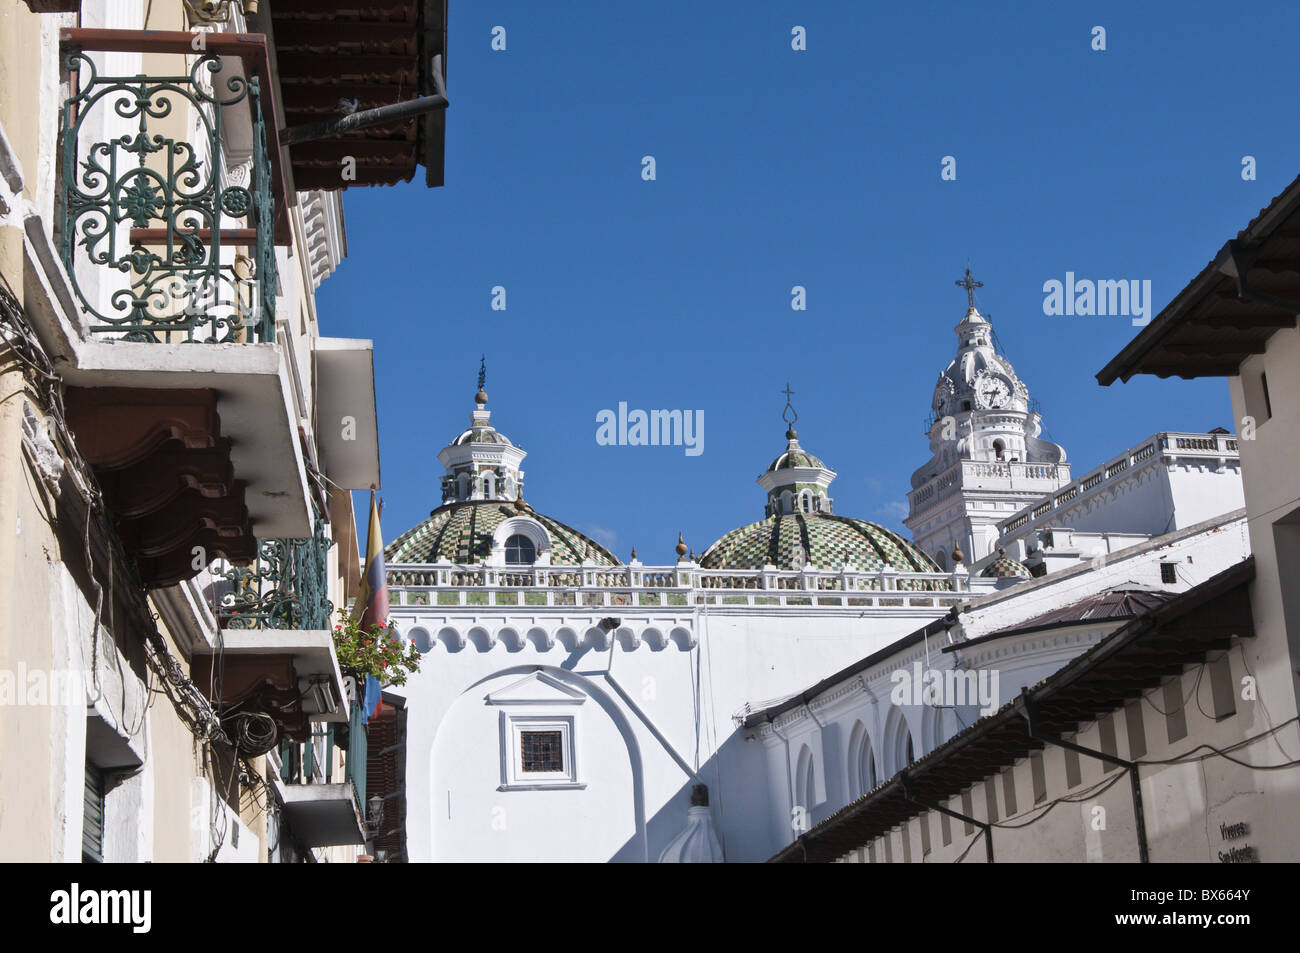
[485,671,586,707]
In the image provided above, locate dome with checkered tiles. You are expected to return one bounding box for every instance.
[386,499,619,566]
[699,512,942,573]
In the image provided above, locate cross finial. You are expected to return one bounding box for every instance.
[955,265,983,308]
[781,382,798,426]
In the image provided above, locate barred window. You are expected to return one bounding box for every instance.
[520,730,564,773]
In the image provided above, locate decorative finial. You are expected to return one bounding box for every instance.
[675,532,688,558]
[955,265,983,309]
[951,544,965,564]
[475,355,488,404]
[690,784,709,807]
[781,382,798,439]
[630,545,637,560]
[689,549,696,562]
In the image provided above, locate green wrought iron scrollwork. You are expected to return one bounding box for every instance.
[60,51,277,343]
[221,516,333,630]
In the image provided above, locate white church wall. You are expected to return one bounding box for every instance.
[997,432,1243,562]
[749,513,1251,856]
[391,601,948,863]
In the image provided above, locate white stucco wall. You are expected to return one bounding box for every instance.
[391,605,948,863]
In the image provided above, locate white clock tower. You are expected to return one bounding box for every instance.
[905,270,1071,568]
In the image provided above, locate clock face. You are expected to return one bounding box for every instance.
[976,376,1011,409]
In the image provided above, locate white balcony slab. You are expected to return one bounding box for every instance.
[314,337,381,490]
[63,339,312,538]
[195,629,348,723]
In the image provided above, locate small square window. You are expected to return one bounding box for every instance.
[520,730,564,773]
[499,714,583,790]
[1160,563,1177,584]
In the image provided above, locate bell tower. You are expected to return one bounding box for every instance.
[904,270,1071,567]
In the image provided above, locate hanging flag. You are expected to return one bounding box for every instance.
[354,488,390,633]
[362,674,383,724]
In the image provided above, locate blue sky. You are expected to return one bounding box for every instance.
[321,0,1300,564]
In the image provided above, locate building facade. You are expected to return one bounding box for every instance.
[772,176,1300,864]
[385,331,1250,861]
[0,0,447,862]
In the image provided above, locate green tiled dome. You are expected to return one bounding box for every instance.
[385,501,619,566]
[700,513,943,574]
[982,553,1031,578]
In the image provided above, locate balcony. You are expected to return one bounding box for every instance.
[274,701,369,849]
[998,431,1242,538]
[191,513,347,756]
[389,562,979,618]
[52,30,315,586]
[219,515,334,631]
[908,460,1072,515]
[60,49,278,342]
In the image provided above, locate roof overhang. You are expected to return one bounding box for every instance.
[768,557,1255,862]
[1098,174,1300,384]
[259,0,448,191]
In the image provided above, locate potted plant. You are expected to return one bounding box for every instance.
[331,609,422,688]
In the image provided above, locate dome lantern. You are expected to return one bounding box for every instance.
[756,385,836,518]
[438,357,527,504]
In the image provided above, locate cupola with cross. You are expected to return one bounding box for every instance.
[757,384,836,517]
[905,269,1070,568]
[386,359,619,568]
[437,357,528,504]
[698,387,942,576]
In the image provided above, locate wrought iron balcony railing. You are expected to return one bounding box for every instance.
[60,51,278,343]
[220,516,334,630]
[279,699,367,807]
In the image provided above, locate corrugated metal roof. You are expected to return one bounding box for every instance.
[993,588,1175,632]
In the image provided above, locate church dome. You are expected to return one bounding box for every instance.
[700,512,942,573]
[386,500,619,566]
[452,425,512,447]
[393,358,617,566]
[981,551,1031,579]
[766,427,825,472]
[721,392,942,577]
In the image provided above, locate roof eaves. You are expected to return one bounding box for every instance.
[768,556,1255,862]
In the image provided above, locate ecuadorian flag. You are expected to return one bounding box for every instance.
[354,489,389,632]
[354,489,389,723]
